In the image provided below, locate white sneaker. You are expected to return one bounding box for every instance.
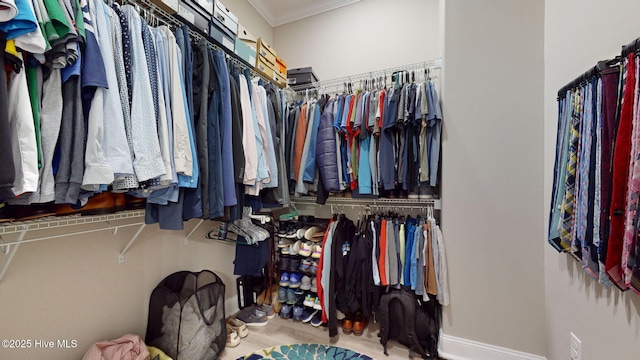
[291,240,302,255]
[226,324,240,347]
[298,242,313,257]
[311,245,322,259]
[278,238,293,248]
[296,227,310,239]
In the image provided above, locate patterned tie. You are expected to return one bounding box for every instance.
[560,88,582,255]
[577,80,598,276]
[623,56,640,289]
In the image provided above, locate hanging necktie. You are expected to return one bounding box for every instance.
[559,88,582,256]
[606,53,635,290]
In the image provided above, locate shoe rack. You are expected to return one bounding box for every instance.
[0,210,145,285]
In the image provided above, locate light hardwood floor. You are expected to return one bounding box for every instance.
[219,315,416,360]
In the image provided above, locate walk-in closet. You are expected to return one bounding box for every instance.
[2,0,640,360]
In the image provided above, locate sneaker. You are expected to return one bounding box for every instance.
[278,256,291,271]
[293,305,304,321]
[259,303,275,320]
[287,288,304,305]
[279,272,290,287]
[227,317,249,338]
[289,272,302,289]
[292,240,302,254]
[299,258,312,272]
[311,245,322,259]
[278,238,293,248]
[277,286,288,303]
[304,226,325,241]
[288,258,301,273]
[303,293,316,307]
[298,242,313,257]
[300,275,312,291]
[418,182,434,199]
[310,277,317,293]
[236,309,269,327]
[310,311,323,327]
[280,304,292,319]
[302,309,317,323]
[309,261,318,274]
[313,296,322,310]
[296,227,310,239]
[226,324,240,347]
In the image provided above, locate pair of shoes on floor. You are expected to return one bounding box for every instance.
[301,309,318,323]
[342,313,368,336]
[226,317,249,347]
[235,305,269,327]
[292,305,304,321]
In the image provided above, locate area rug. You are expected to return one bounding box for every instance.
[235,343,374,360]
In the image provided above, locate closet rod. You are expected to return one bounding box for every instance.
[329,203,435,214]
[135,0,274,85]
[622,36,640,57]
[290,59,442,93]
[556,58,620,99]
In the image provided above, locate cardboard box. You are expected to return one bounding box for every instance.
[213,0,238,35]
[149,0,178,14]
[256,37,276,67]
[235,38,256,67]
[175,0,210,36]
[255,56,287,89]
[275,56,287,77]
[287,67,319,86]
[237,23,256,42]
[209,18,235,52]
[194,0,213,16]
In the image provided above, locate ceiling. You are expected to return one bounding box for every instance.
[248,0,362,27]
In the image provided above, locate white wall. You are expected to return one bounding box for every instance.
[223,0,273,44]
[273,0,440,81]
[0,219,238,360]
[442,0,545,355]
[544,1,640,359]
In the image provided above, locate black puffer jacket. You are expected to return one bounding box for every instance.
[316,99,339,192]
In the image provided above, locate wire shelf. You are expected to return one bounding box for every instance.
[289,59,442,93]
[291,196,441,210]
[0,210,145,235]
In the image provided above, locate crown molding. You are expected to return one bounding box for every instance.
[249,0,362,27]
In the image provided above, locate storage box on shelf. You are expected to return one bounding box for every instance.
[213,0,238,35]
[150,0,178,14]
[235,24,257,65]
[287,67,319,87]
[209,0,237,51]
[253,38,287,88]
[256,37,276,67]
[275,56,287,78]
[175,0,210,37]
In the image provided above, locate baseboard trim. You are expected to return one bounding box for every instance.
[439,333,546,360]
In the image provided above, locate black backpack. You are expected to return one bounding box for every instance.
[377,288,443,359]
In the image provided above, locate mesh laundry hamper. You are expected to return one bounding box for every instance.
[145,270,226,360]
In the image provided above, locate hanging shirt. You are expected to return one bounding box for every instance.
[110,4,139,191]
[158,26,192,185]
[426,80,442,187]
[122,6,165,182]
[239,74,258,186]
[0,0,37,39]
[7,50,39,196]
